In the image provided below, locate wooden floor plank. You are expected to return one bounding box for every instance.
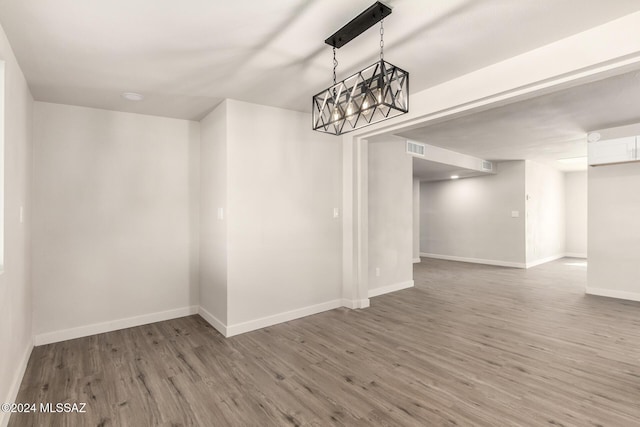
[10,258,640,426]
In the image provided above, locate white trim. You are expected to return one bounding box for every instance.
[565,252,587,259]
[0,342,33,427]
[341,298,355,309]
[525,254,565,269]
[226,299,343,337]
[420,252,526,269]
[198,306,228,337]
[586,287,640,302]
[412,257,421,263]
[369,280,414,298]
[34,306,199,346]
[341,298,370,309]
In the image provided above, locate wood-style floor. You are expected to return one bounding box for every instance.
[10,258,640,426]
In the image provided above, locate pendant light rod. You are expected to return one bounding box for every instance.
[324,1,392,49]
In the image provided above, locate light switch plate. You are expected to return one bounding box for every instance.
[511,211,520,218]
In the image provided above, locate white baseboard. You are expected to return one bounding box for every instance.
[341,298,370,309]
[198,306,228,337]
[585,287,640,302]
[226,299,343,337]
[369,280,414,298]
[32,297,369,346]
[34,305,199,346]
[420,252,526,269]
[565,252,587,259]
[412,257,421,263]
[525,254,565,269]
[1,342,33,427]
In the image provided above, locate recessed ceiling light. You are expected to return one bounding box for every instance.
[450,175,459,180]
[587,132,601,142]
[122,92,144,101]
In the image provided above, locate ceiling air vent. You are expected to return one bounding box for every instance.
[406,141,426,156]
[481,161,494,172]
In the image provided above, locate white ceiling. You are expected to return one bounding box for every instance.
[399,69,640,172]
[412,157,487,182]
[1,0,640,120]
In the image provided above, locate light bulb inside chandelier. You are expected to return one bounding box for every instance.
[346,102,354,118]
[312,2,409,136]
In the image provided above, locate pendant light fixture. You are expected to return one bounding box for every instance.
[312,2,409,136]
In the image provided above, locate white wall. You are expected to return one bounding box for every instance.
[199,101,228,327]
[420,161,526,267]
[224,100,343,329]
[412,178,420,262]
[368,138,414,294]
[588,162,640,300]
[0,23,34,427]
[525,161,565,266]
[565,171,587,257]
[32,102,200,343]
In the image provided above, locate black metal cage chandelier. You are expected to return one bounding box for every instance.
[312,2,409,136]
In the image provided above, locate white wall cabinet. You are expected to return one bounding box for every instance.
[588,136,637,166]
